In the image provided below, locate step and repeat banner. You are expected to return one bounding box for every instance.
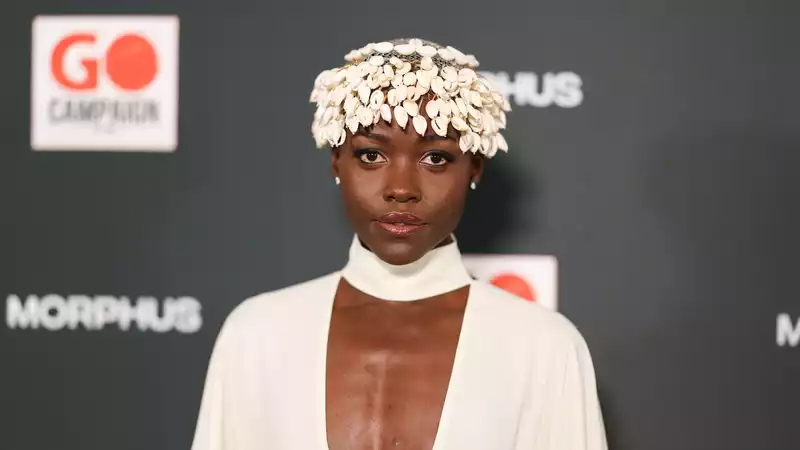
[1,4,797,450]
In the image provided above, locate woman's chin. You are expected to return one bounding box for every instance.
[371,241,425,266]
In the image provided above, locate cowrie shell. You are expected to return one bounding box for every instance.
[447,99,459,116]
[439,98,452,116]
[357,107,373,126]
[370,90,385,109]
[345,50,359,61]
[451,115,468,131]
[346,115,360,133]
[333,71,346,84]
[469,132,481,153]
[455,97,468,115]
[366,75,380,89]
[322,107,335,124]
[394,105,409,128]
[399,62,412,75]
[432,116,449,136]
[412,115,428,135]
[334,127,346,146]
[416,71,431,88]
[383,64,395,78]
[498,111,507,128]
[458,68,476,83]
[431,77,445,95]
[425,99,440,118]
[387,89,399,106]
[418,45,437,57]
[488,134,498,155]
[403,99,419,117]
[394,44,414,55]
[391,74,404,88]
[374,41,394,53]
[396,85,408,102]
[344,95,359,115]
[496,133,508,151]
[481,110,495,133]
[357,61,372,73]
[346,66,363,84]
[358,43,375,57]
[368,55,384,66]
[481,136,491,154]
[469,90,482,107]
[358,84,371,105]
[437,48,454,61]
[458,133,473,153]
[380,103,392,122]
[403,72,417,86]
[408,86,426,102]
[447,46,465,59]
[330,88,346,105]
[441,66,458,83]
[468,106,481,122]
[420,56,434,70]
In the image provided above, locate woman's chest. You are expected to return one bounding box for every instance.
[222,294,540,449]
[324,302,465,449]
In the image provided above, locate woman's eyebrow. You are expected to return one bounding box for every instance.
[353,130,390,142]
[422,134,456,142]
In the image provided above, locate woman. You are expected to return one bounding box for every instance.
[191,38,607,449]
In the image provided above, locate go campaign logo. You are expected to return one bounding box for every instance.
[5,293,202,333]
[30,15,179,151]
[478,71,583,108]
[462,254,558,311]
[776,313,799,347]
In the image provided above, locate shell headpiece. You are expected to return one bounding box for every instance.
[310,38,511,158]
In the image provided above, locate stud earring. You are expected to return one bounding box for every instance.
[470,181,477,190]
[335,177,340,185]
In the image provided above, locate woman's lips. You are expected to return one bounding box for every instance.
[376,212,426,237]
[376,222,425,237]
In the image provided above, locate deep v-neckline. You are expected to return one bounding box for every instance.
[316,274,475,450]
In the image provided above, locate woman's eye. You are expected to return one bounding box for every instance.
[356,150,385,164]
[355,150,386,164]
[421,152,452,166]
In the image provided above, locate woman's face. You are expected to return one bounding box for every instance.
[332,114,483,266]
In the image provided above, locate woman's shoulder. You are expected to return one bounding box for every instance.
[222,272,341,331]
[469,280,588,349]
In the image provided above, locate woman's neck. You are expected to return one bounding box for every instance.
[340,235,472,302]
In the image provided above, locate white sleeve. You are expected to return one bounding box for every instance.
[191,320,234,450]
[529,327,609,449]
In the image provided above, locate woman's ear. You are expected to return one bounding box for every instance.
[470,153,485,185]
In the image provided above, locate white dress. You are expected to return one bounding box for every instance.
[191,236,608,449]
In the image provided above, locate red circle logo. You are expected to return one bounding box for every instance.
[105,34,158,91]
[489,273,536,302]
[51,32,158,92]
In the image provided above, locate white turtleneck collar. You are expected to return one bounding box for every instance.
[340,234,473,302]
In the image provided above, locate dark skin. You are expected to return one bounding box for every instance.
[326,109,483,449]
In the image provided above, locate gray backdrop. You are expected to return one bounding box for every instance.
[1,2,798,450]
